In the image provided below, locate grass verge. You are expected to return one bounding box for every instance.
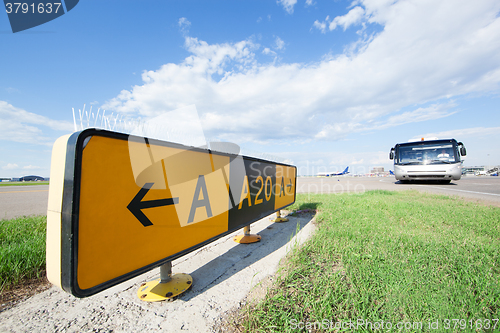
[0,216,47,291]
[239,190,500,332]
[0,182,49,187]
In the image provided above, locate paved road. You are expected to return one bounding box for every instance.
[0,185,49,220]
[297,175,500,206]
[1,176,499,221]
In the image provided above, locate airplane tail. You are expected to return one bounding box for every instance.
[342,167,349,174]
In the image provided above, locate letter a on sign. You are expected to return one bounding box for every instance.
[188,175,213,223]
[238,175,252,209]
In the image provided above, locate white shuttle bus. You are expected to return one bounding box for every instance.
[389,138,466,183]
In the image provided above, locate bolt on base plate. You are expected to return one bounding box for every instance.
[137,273,193,302]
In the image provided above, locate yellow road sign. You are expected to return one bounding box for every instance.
[46,129,296,297]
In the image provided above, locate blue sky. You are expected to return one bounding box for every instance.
[1,0,499,177]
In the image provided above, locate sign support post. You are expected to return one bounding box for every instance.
[137,262,193,302]
[271,210,289,223]
[233,225,261,244]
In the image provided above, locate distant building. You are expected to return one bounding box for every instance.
[462,166,483,174]
[371,167,385,174]
[19,175,45,181]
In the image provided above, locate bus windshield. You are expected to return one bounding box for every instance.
[397,142,458,165]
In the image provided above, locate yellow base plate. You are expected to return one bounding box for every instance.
[271,217,289,223]
[233,234,261,243]
[137,273,193,302]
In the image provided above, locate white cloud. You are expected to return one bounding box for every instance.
[3,163,18,170]
[307,101,456,140]
[383,104,457,126]
[412,127,500,141]
[262,47,276,56]
[313,19,327,33]
[0,101,73,145]
[277,0,297,14]
[178,17,191,35]
[358,102,459,133]
[23,165,41,170]
[330,6,366,31]
[274,36,285,50]
[312,6,366,32]
[305,0,314,6]
[103,0,500,145]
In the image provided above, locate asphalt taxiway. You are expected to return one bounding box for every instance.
[0,185,49,220]
[296,175,500,206]
[1,176,499,221]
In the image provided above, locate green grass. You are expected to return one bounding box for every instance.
[0,216,47,290]
[241,190,500,332]
[0,181,49,186]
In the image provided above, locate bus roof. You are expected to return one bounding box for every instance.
[395,139,458,147]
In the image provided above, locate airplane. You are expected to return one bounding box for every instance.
[389,170,394,175]
[317,167,349,177]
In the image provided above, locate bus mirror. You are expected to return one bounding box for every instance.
[389,149,394,160]
[458,142,466,156]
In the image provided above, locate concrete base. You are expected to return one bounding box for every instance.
[0,212,316,332]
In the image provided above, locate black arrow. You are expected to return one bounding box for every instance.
[127,182,179,227]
